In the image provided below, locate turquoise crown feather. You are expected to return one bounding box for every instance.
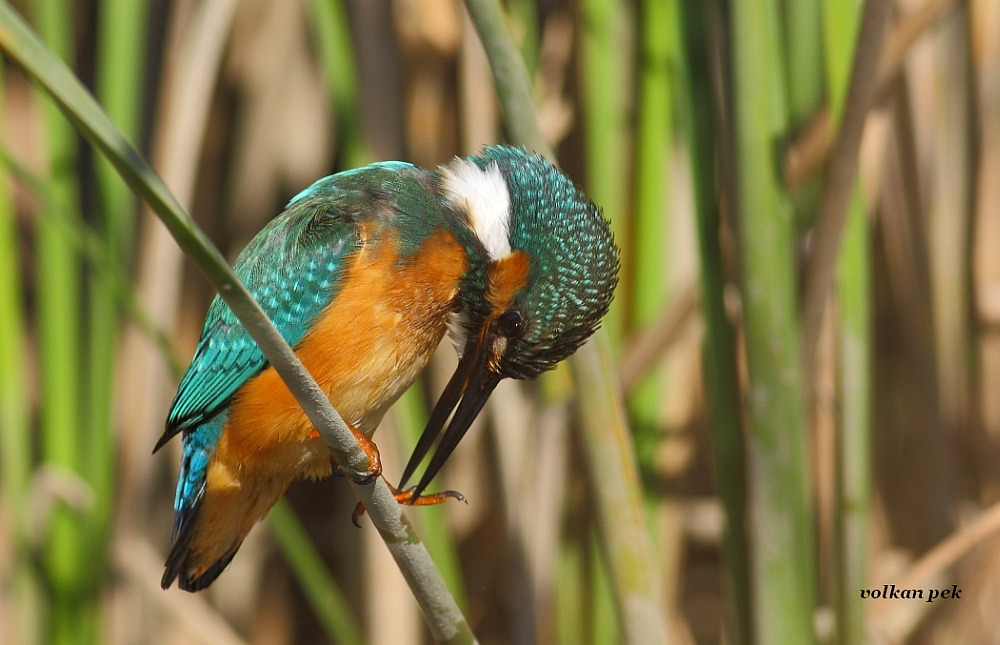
[463,146,620,379]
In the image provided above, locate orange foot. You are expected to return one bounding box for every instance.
[351,484,467,528]
[310,424,382,485]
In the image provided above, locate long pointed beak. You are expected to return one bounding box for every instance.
[397,329,500,500]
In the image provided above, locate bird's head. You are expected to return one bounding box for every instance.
[399,146,619,497]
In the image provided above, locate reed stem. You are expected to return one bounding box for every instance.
[822,0,870,641]
[677,2,754,640]
[730,0,816,640]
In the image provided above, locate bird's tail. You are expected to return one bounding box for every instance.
[161,415,331,591]
[162,523,241,592]
[161,417,249,592]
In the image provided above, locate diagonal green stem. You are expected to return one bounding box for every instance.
[0,4,476,643]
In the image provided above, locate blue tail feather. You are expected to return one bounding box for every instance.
[161,414,234,592]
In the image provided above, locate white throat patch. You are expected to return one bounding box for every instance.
[440,158,512,261]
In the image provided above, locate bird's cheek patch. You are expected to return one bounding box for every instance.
[487,250,530,314]
[489,336,508,371]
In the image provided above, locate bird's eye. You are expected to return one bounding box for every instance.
[497,310,525,337]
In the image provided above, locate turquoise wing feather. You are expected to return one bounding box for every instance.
[156,161,426,452]
[156,185,361,450]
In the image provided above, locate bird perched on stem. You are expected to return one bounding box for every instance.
[157,146,618,592]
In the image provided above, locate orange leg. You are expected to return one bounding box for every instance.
[309,424,382,484]
[351,484,467,527]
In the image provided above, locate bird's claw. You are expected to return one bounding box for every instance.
[350,466,380,486]
[334,424,382,485]
[350,485,467,527]
[330,456,380,484]
[394,486,467,506]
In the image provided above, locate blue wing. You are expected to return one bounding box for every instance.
[155,182,363,451]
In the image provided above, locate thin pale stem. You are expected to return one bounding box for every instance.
[800,0,893,371]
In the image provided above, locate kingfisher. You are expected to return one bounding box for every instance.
[156,146,619,592]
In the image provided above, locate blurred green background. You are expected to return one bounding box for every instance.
[1,0,999,643]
